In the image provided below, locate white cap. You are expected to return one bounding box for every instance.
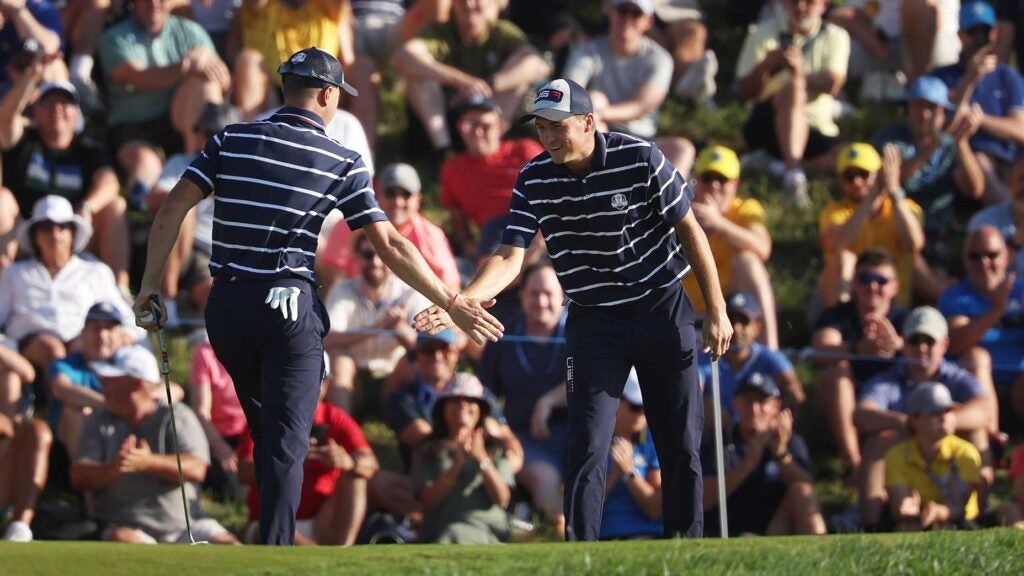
[91,345,161,383]
[622,368,642,405]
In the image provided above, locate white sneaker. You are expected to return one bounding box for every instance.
[3,520,33,542]
[782,169,811,208]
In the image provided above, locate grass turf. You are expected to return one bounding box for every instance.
[4,530,1024,575]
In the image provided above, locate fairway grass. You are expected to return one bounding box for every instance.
[4,530,1022,575]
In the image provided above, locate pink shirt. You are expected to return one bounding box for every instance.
[190,341,247,438]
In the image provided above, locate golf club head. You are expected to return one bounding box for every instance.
[190,540,210,545]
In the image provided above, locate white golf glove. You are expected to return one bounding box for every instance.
[265,286,301,322]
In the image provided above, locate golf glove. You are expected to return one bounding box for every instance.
[266,286,301,321]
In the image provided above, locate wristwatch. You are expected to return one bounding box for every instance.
[889,187,906,202]
[624,470,637,481]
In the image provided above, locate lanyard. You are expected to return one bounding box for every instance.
[513,313,566,378]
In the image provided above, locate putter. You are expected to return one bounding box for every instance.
[710,358,729,538]
[144,295,209,545]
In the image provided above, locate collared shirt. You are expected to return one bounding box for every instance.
[885,434,981,521]
[938,279,1024,386]
[183,106,387,284]
[502,131,693,307]
[859,360,984,413]
[931,62,1024,163]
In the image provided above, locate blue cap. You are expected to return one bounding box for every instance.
[735,372,781,399]
[85,302,123,324]
[960,1,996,29]
[519,78,593,124]
[906,76,954,110]
[416,328,457,348]
[725,292,762,320]
[278,47,358,97]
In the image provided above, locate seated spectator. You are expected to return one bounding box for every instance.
[701,374,826,537]
[189,339,246,498]
[563,0,695,177]
[700,292,804,431]
[735,0,850,206]
[648,0,718,104]
[872,76,986,296]
[70,345,239,544]
[0,0,65,92]
[99,0,229,198]
[684,146,779,348]
[969,155,1024,278]
[323,231,430,412]
[938,225,1024,426]
[439,96,543,258]
[0,337,46,542]
[238,367,379,546]
[479,260,568,536]
[600,369,663,539]
[386,329,522,474]
[855,306,994,530]
[391,0,550,153]
[885,382,981,531]
[0,332,34,418]
[0,196,138,377]
[819,143,924,308]
[0,74,130,288]
[812,249,908,478]
[321,163,460,290]
[413,372,514,544]
[933,1,1024,204]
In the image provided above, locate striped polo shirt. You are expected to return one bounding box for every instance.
[183,106,387,284]
[501,131,693,307]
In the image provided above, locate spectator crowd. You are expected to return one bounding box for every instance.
[4,0,1024,545]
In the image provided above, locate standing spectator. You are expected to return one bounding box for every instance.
[735,0,850,206]
[684,146,779,348]
[323,231,430,412]
[856,306,994,530]
[439,96,543,258]
[391,0,550,153]
[600,369,663,539]
[933,1,1024,203]
[969,155,1024,278]
[0,72,130,288]
[649,0,718,105]
[413,372,515,544]
[938,225,1024,426]
[701,373,826,537]
[0,337,45,542]
[819,143,924,308]
[70,345,239,544]
[563,0,696,177]
[885,382,982,531]
[812,249,908,478]
[189,339,246,498]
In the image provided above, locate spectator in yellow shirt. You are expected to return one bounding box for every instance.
[819,142,925,308]
[684,145,778,349]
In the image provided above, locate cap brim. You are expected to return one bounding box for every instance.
[339,81,359,98]
[518,108,576,124]
[90,362,128,378]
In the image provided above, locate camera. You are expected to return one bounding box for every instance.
[778,32,794,50]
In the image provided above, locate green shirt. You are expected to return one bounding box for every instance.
[99,15,216,126]
[420,19,528,79]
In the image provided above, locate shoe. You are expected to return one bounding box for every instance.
[740,149,785,178]
[826,506,862,534]
[3,520,33,542]
[782,169,811,208]
[70,75,103,115]
[674,50,719,106]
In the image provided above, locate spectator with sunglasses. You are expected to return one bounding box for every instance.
[812,249,908,482]
[855,306,994,531]
[968,156,1024,278]
[684,146,779,349]
[819,142,924,309]
[939,225,1024,427]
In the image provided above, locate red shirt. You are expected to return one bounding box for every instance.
[238,401,370,520]
[440,139,544,228]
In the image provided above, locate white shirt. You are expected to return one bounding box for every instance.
[0,255,139,342]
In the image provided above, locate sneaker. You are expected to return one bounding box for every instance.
[782,169,811,208]
[673,50,719,106]
[3,520,33,542]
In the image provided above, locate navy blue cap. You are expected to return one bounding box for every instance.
[519,78,593,124]
[726,292,762,320]
[278,47,358,97]
[734,372,781,399]
[85,302,123,324]
[960,1,996,29]
[455,95,502,118]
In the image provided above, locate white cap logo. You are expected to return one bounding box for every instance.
[291,53,307,63]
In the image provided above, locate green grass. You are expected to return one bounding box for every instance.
[4,531,1024,575]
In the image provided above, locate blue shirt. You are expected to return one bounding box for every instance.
[872,123,957,223]
[938,279,1024,386]
[183,107,387,284]
[699,343,794,419]
[501,131,693,307]
[600,431,662,539]
[47,352,102,431]
[860,360,984,412]
[932,62,1024,163]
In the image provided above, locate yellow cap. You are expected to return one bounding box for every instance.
[836,143,881,175]
[695,145,740,181]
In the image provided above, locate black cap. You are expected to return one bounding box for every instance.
[734,372,781,399]
[455,94,501,118]
[85,302,123,324]
[194,102,241,133]
[278,47,358,97]
[725,292,762,321]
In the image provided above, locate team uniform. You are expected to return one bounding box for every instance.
[502,129,703,539]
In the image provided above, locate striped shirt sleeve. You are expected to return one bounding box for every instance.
[182,130,225,197]
[649,144,692,225]
[500,171,538,248]
[336,156,387,230]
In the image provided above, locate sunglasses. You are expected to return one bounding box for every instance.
[626,402,644,413]
[358,249,378,261]
[855,271,892,286]
[967,250,1001,262]
[615,5,645,18]
[728,313,754,326]
[35,221,74,233]
[907,334,937,347]
[698,173,730,185]
[383,188,414,200]
[841,169,870,183]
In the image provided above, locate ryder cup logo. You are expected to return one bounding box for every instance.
[611,193,628,210]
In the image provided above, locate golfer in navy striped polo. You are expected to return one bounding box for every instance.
[133,47,503,545]
[417,78,732,540]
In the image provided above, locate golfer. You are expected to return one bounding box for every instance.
[133,47,502,545]
[416,78,731,540]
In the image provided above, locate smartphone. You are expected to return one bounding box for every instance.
[778,32,794,50]
[972,26,991,50]
[310,423,329,445]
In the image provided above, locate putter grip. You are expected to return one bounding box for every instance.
[144,294,161,327]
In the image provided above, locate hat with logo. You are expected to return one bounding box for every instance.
[906,76,954,110]
[960,1,996,29]
[85,302,123,324]
[902,306,948,341]
[278,47,358,97]
[90,345,161,384]
[695,146,740,180]
[611,0,655,16]
[622,368,642,406]
[519,78,593,124]
[16,195,93,256]
[734,372,781,399]
[837,143,882,175]
[726,292,762,321]
[906,381,956,415]
[379,162,421,195]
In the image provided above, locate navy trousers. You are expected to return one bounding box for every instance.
[205,278,327,545]
[562,283,703,541]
